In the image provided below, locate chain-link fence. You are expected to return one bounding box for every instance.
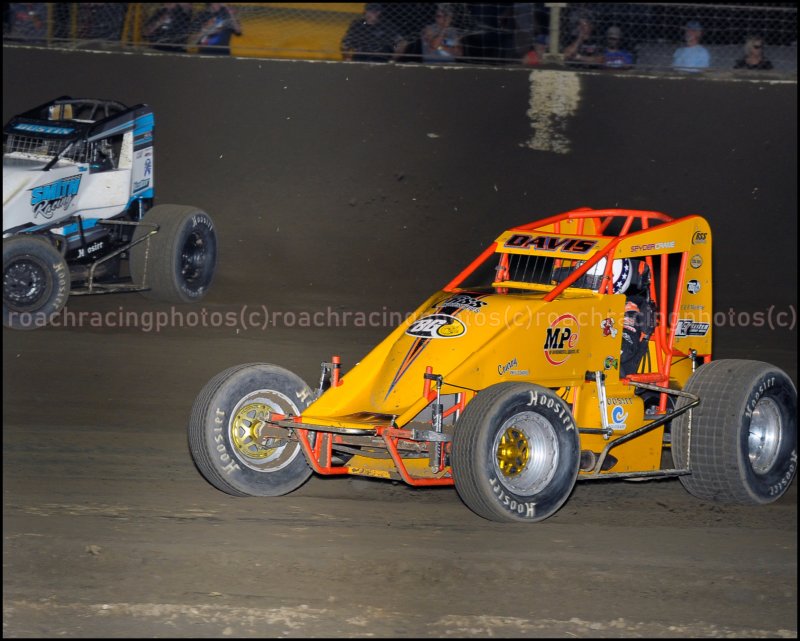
[3,3,797,73]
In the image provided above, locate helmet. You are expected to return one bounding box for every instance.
[583,257,632,293]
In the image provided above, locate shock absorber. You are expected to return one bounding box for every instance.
[424,372,444,472]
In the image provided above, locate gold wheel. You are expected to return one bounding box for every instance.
[227,388,305,473]
[491,410,558,495]
[496,427,530,477]
[230,402,285,460]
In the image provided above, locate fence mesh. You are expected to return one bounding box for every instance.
[3,3,797,73]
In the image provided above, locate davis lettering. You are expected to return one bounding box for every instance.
[504,234,597,254]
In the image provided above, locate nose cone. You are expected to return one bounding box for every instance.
[367,291,543,413]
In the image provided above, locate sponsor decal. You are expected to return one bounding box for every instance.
[681,304,704,311]
[498,357,518,375]
[14,123,73,135]
[133,178,150,192]
[144,155,152,176]
[440,294,486,313]
[609,405,628,430]
[675,319,710,337]
[601,317,618,338]
[406,314,466,339]
[687,279,701,294]
[543,313,580,365]
[604,356,619,370]
[745,376,775,420]
[504,234,597,254]
[76,241,104,259]
[690,254,703,269]
[607,397,634,405]
[497,358,529,377]
[692,231,708,245]
[630,241,676,252]
[489,477,536,517]
[526,388,575,431]
[30,174,82,219]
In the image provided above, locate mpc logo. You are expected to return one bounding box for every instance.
[543,313,580,365]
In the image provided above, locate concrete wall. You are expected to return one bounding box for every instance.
[3,46,796,340]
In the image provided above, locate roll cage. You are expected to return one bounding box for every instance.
[444,207,711,408]
[3,96,145,169]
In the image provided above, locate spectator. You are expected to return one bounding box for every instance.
[6,3,47,43]
[421,3,462,63]
[562,11,603,67]
[78,3,127,41]
[144,3,192,53]
[734,35,773,70]
[521,33,548,66]
[340,3,407,63]
[601,26,635,69]
[191,2,242,56]
[672,20,710,71]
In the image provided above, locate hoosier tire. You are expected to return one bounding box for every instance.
[130,204,217,303]
[3,236,70,330]
[451,383,580,523]
[672,360,797,504]
[188,363,315,497]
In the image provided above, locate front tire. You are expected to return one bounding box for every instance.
[3,236,70,330]
[188,363,315,497]
[452,383,580,523]
[130,204,217,303]
[672,360,797,504]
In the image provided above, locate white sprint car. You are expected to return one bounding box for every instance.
[3,96,217,329]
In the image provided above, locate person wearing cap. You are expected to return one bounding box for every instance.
[672,19,710,71]
[341,3,408,63]
[601,25,635,69]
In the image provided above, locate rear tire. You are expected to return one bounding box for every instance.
[3,236,70,330]
[672,360,797,504]
[451,383,580,522]
[130,204,217,303]
[188,363,315,497]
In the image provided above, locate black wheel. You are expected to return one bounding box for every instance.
[451,383,580,523]
[3,236,70,330]
[188,363,315,497]
[130,204,217,303]
[672,360,797,504]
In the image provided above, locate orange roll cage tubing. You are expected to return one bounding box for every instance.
[443,242,497,292]
[510,208,674,233]
[543,241,620,301]
[625,251,691,414]
[444,210,676,295]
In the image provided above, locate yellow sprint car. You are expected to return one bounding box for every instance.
[189,208,797,522]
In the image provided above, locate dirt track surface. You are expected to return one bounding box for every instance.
[2,47,797,637]
[3,312,797,638]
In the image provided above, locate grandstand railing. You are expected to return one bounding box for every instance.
[3,3,797,75]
